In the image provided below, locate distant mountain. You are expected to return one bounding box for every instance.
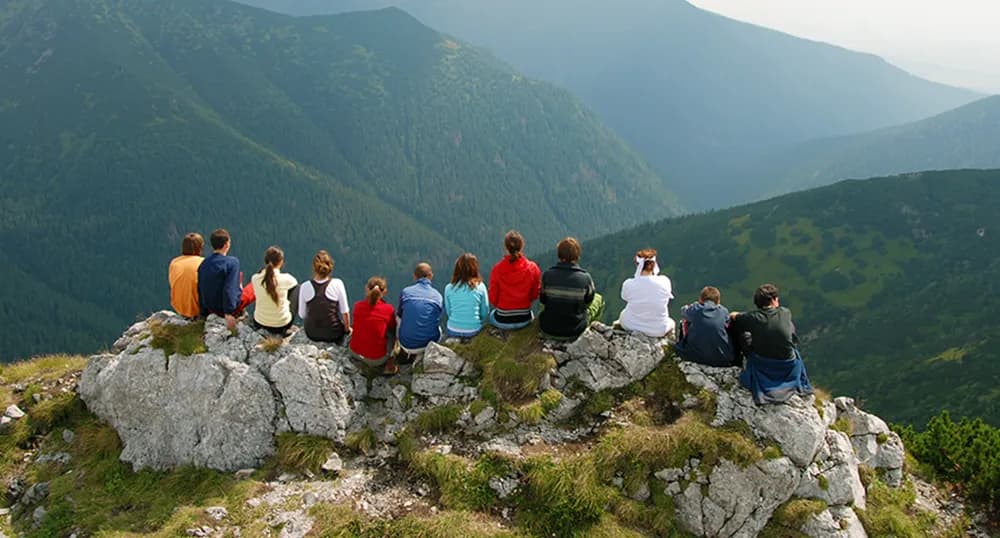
[731,95,1000,205]
[237,0,980,209]
[573,170,1000,426]
[0,0,680,361]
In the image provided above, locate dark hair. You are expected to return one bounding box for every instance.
[505,230,524,262]
[451,253,481,288]
[181,233,204,256]
[313,250,334,279]
[557,237,581,263]
[636,248,657,272]
[366,276,387,306]
[414,262,433,279]
[700,286,721,304]
[753,283,779,309]
[210,229,230,251]
[262,246,284,304]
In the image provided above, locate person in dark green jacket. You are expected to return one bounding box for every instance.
[539,237,605,339]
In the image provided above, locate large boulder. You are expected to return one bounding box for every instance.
[674,457,800,537]
[80,345,275,471]
[556,328,665,391]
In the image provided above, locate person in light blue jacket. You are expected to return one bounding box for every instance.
[444,253,490,338]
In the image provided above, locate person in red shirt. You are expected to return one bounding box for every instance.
[488,230,542,330]
[350,276,398,375]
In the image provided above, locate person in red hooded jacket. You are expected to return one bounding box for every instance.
[488,230,542,330]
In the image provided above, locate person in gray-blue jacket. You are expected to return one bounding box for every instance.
[397,262,443,356]
[674,286,735,367]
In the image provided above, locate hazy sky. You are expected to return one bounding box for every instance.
[690,0,1000,94]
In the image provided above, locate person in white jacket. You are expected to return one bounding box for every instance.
[618,248,675,338]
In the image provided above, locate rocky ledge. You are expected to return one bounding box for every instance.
[79,312,910,537]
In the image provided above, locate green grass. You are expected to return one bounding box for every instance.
[412,405,463,435]
[759,499,827,538]
[831,417,854,436]
[148,319,207,357]
[308,503,523,537]
[517,455,614,536]
[854,479,938,537]
[449,326,555,404]
[407,451,511,511]
[593,413,762,481]
[0,355,87,386]
[262,433,333,476]
[345,427,378,456]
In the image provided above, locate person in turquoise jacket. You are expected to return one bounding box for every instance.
[444,253,490,338]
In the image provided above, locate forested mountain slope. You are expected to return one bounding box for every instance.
[732,95,1000,205]
[0,0,679,361]
[577,170,1000,427]
[238,0,980,209]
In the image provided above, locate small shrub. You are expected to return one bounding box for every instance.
[538,388,563,412]
[269,433,333,475]
[762,445,783,460]
[345,428,377,456]
[413,405,463,435]
[875,432,888,445]
[149,319,207,356]
[831,417,853,436]
[515,401,545,425]
[760,499,827,538]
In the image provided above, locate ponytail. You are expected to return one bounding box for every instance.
[504,230,524,262]
[366,276,387,306]
[262,246,284,304]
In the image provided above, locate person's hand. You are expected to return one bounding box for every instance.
[225,314,238,331]
[729,311,740,319]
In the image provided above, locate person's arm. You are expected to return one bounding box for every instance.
[222,260,241,314]
[444,285,453,317]
[479,283,490,323]
[297,282,309,320]
[584,275,596,306]
[530,264,542,302]
[335,280,351,332]
[488,269,499,307]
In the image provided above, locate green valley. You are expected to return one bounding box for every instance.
[0,0,680,361]
[577,170,1000,426]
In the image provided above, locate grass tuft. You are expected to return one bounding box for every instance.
[412,405,463,435]
[345,427,378,456]
[450,326,555,404]
[408,451,509,510]
[593,413,761,482]
[260,336,284,353]
[149,319,207,356]
[266,433,333,475]
[760,499,827,538]
[518,455,613,536]
[831,417,854,436]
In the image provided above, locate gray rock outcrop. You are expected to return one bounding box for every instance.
[78,313,912,538]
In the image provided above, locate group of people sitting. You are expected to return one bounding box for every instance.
[169,228,811,402]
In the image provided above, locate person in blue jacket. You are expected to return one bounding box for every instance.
[674,286,735,367]
[198,229,243,330]
[397,262,443,358]
[444,253,490,338]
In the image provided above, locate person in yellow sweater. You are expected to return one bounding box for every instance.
[168,233,204,319]
[251,246,298,335]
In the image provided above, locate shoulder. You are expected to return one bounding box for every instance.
[476,282,488,292]
[279,273,298,286]
[226,255,240,267]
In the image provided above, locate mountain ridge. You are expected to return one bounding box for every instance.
[0,0,679,362]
